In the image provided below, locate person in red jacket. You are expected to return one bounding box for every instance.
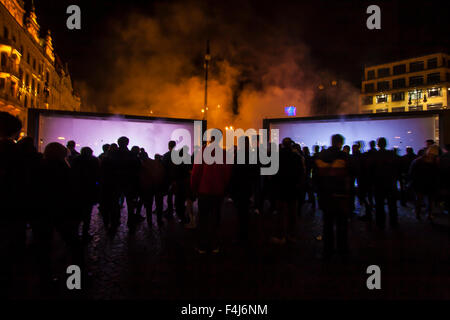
[190,136,232,254]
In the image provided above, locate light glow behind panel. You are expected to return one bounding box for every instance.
[38,115,196,157]
[269,115,438,155]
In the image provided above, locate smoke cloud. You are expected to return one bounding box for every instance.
[80,0,359,130]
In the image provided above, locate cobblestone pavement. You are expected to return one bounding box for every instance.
[9,199,450,300]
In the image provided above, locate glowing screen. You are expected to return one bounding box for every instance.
[270,115,438,155]
[38,114,196,157]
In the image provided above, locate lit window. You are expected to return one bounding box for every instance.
[427,87,441,97]
[408,90,423,100]
[376,94,388,103]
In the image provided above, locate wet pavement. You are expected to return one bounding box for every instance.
[8,198,450,300]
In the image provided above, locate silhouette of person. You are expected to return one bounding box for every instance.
[66,140,80,166]
[191,133,232,254]
[303,146,316,211]
[113,136,142,228]
[371,137,399,228]
[71,146,100,240]
[0,112,23,296]
[230,137,259,244]
[98,143,110,162]
[173,146,191,224]
[409,145,440,220]
[162,141,177,219]
[315,134,351,258]
[98,143,121,230]
[350,143,370,216]
[270,137,305,244]
[140,152,166,226]
[399,147,417,206]
[343,145,350,155]
[439,144,450,214]
[35,142,82,288]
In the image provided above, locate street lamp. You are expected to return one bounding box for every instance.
[408,88,427,110]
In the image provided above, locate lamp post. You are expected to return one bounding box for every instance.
[408,87,427,110]
[203,40,210,122]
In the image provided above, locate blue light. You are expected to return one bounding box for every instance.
[285,106,296,116]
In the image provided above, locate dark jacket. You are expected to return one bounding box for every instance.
[273,147,305,200]
[315,146,351,197]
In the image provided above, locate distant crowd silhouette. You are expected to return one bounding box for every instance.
[1,111,450,293]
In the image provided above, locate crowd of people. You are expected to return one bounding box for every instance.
[1,111,450,292]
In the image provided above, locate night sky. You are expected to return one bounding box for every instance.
[32,0,449,111]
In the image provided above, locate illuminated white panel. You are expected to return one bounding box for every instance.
[270,116,438,155]
[38,115,195,157]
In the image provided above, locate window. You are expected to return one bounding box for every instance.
[409,75,424,86]
[362,96,373,105]
[378,68,390,78]
[31,79,35,91]
[376,108,388,113]
[10,81,16,96]
[392,78,406,89]
[410,61,424,72]
[427,72,440,84]
[408,105,423,111]
[377,81,389,91]
[408,90,423,100]
[427,58,437,69]
[0,52,7,67]
[26,53,30,64]
[376,94,388,103]
[0,78,5,89]
[25,74,30,87]
[447,73,450,82]
[364,83,375,93]
[33,59,36,70]
[393,64,406,75]
[392,92,405,101]
[392,107,405,112]
[3,27,9,39]
[427,87,441,97]
[367,70,375,80]
[427,103,443,110]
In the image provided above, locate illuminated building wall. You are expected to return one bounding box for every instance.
[0,0,80,132]
[360,53,450,114]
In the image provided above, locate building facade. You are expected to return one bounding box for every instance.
[0,0,80,133]
[360,53,450,114]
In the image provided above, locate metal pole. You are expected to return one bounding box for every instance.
[204,40,210,121]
